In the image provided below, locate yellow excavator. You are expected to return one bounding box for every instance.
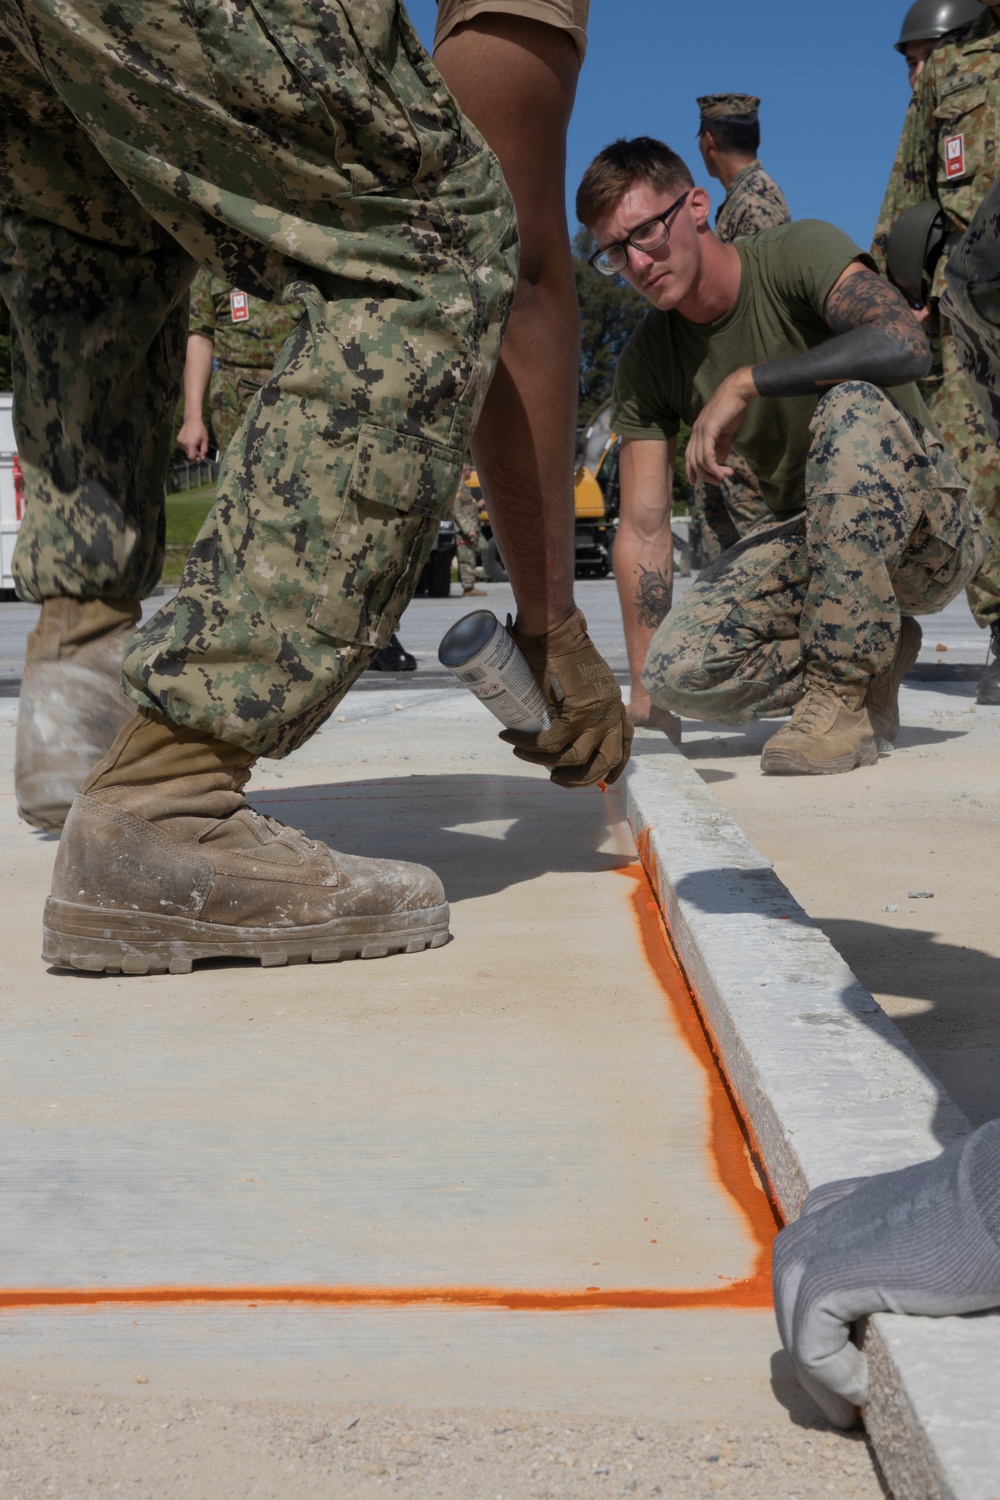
[573,399,619,576]
[465,399,621,581]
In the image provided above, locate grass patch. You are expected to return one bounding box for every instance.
[163,482,216,583]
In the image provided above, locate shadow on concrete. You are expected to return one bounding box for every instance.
[678,727,773,762]
[249,773,632,904]
[889,725,969,749]
[768,1352,894,1488]
[626,736,682,757]
[671,869,982,1145]
[814,918,1000,1127]
[694,768,737,784]
[677,721,969,761]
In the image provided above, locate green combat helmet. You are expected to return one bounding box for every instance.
[894,0,982,51]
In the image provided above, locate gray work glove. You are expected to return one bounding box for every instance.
[499,608,633,787]
[772,1119,1000,1429]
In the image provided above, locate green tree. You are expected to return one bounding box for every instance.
[573,228,645,428]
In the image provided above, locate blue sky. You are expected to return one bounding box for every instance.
[405,0,918,250]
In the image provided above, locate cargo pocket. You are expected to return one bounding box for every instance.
[309,424,463,649]
[894,488,986,615]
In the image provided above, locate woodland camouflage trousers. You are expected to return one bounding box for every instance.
[0,0,516,757]
[689,448,771,564]
[644,383,988,724]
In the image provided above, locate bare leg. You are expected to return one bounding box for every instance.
[435,15,579,636]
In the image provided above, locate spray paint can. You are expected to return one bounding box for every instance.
[438,611,551,733]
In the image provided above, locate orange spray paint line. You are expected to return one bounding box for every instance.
[0,1281,769,1313]
[0,813,777,1317]
[621,860,781,1304]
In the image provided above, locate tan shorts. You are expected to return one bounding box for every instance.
[433,0,589,63]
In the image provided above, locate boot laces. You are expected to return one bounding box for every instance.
[789,687,842,730]
[247,806,318,851]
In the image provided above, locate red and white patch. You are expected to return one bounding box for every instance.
[229,290,250,322]
[944,133,966,180]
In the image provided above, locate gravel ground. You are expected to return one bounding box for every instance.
[0,1389,887,1499]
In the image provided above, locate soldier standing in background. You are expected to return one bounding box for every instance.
[689,94,790,565]
[698,94,791,244]
[177,271,417,672]
[452,462,487,598]
[873,0,1000,703]
[893,0,983,89]
[177,270,302,463]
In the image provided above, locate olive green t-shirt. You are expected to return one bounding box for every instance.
[611,219,934,515]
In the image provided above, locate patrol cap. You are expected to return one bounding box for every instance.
[895,0,982,52]
[697,94,761,125]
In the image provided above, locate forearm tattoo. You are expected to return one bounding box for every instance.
[635,564,672,629]
[824,267,926,344]
[752,266,931,398]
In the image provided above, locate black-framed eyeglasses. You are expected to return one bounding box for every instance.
[588,191,690,277]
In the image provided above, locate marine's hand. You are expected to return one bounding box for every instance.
[686,368,756,486]
[772,1121,1000,1429]
[178,415,210,462]
[499,608,633,786]
[627,698,681,745]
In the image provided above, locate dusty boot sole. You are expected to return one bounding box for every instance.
[17,794,74,835]
[760,739,878,776]
[42,898,451,976]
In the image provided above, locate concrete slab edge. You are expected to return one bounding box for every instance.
[620,744,1000,1500]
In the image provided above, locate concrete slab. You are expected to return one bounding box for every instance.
[0,1304,791,1422]
[620,737,1000,1500]
[0,688,809,1455]
[0,694,758,1295]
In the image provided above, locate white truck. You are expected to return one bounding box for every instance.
[0,393,22,591]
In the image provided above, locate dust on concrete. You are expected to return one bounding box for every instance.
[0,1387,886,1499]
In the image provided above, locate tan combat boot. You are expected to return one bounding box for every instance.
[15,597,140,832]
[865,617,922,744]
[42,710,450,975]
[760,682,878,776]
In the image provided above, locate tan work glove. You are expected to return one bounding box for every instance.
[499,608,633,787]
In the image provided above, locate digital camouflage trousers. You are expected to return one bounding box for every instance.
[0,0,516,758]
[644,383,988,725]
[689,448,772,564]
